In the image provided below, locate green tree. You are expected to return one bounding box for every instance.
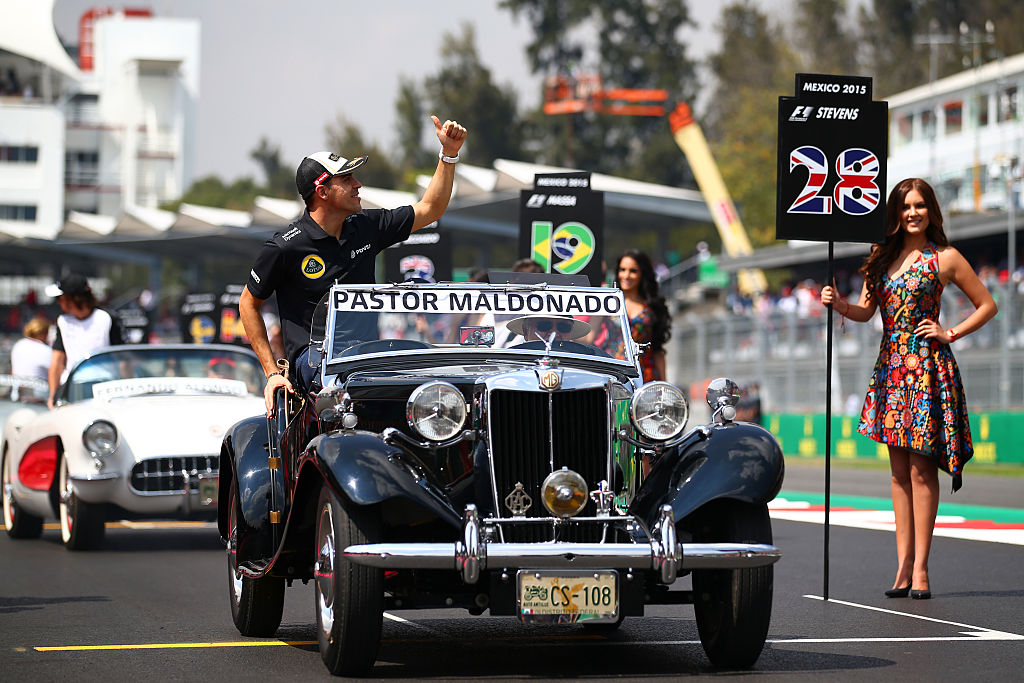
[324,115,401,189]
[162,175,261,212]
[395,76,432,169]
[792,0,860,76]
[422,23,523,166]
[704,1,799,247]
[249,137,295,198]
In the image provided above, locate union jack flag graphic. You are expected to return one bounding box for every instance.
[834,148,880,215]
[788,145,831,214]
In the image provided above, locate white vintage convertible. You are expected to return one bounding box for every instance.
[2,344,265,549]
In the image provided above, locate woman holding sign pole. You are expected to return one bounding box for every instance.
[820,178,996,600]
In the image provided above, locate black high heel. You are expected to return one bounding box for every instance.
[910,589,931,600]
[885,585,911,598]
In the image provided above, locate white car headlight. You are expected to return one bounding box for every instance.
[83,420,118,457]
[629,382,688,441]
[406,382,467,442]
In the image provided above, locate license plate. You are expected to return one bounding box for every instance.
[197,475,218,506]
[517,570,618,623]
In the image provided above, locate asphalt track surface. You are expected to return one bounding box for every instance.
[2,462,1021,681]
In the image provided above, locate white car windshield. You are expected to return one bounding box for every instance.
[323,283,637,370]
[65,347,264,402]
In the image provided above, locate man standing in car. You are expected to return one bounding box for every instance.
[239,115,468,414]
[45,274,123,408]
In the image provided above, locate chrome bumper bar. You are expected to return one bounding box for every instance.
[344,504,781,585]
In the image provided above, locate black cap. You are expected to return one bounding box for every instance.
[295,151,368,200]
[45,274,91,298]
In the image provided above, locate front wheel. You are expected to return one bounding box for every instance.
[3,453,43,539]
[227,482,285,636]
[315,485,383,676]
[692,501,774,669]
[59,457,104,550]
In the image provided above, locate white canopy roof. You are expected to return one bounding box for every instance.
[0,0,82,79]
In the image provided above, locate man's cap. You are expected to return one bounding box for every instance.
[296,151,368,200]
[506,314,591,340]
[209,357,237,368]
[45,274,91,298]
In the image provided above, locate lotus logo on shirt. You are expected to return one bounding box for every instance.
[301,255,326,279]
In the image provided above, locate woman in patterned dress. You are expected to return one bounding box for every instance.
[610,249,670,382]
[821,178,996,600]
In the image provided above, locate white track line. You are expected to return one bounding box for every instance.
[802,594,1024,640]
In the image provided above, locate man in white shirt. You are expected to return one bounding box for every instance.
[45,274,123,408]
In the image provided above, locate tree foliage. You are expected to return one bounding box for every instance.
[703,2,799,247]
[249,137,296,198]
[324,115,401,189]
[422,23,523,166]
[394,76,432,169]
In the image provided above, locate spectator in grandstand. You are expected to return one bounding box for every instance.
[45,274,124,408]
[603,249,670,382]
[820,177,997,600]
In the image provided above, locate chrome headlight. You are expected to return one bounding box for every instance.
[83,420,118,457]
[629,381,688,441]
[406,381,467,441]
[541,467,588,517]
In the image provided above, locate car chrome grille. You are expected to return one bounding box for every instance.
[129,456,218,495]
[489,387,609,542]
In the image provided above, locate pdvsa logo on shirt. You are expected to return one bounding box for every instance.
[301,254,326,279]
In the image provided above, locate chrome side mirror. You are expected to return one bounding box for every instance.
[705,377,740,423]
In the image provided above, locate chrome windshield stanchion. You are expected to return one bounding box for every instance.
[456,504,483,584]
[652,505,682,584]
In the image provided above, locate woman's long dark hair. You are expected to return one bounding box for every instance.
[614,249,670,351]
[860,177,949,302]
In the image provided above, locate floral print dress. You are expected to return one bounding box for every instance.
[601,306,661,382]
[857,243,972,491]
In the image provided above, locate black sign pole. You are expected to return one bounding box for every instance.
[823,241,834,601]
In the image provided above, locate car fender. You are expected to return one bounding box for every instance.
[306,430,461,527]
[630,422,784,530]
[217,414,280,565]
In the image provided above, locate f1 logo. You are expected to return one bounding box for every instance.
[789,105,814,122]
[526,194,546,208]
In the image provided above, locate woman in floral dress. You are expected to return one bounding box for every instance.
[600,249,670,382]
[821,178,996,600]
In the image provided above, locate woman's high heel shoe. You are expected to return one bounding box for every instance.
[910,589,931,600]
[885,585,911,598]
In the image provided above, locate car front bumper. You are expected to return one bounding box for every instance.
[344,504,781,585]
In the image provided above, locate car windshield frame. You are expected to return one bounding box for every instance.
[321,283,640,377]
[62,345,265,403]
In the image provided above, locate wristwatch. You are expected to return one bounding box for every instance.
[439,150,460,164]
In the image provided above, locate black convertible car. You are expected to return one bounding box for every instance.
[218,282,784,675]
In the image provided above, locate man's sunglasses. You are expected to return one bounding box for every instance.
[535,319,573,333]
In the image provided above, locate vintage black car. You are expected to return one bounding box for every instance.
[218,282,784,675]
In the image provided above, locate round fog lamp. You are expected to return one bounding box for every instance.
[83,420,118,457]
[541,468,588,517]
[630,382,688,441]
[406,381,466,441]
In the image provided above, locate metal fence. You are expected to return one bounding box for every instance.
[667,286,1024,417]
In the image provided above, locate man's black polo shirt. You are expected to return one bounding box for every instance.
[246,206,415,362]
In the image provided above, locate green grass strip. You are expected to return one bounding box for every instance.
[778,489,1024,525]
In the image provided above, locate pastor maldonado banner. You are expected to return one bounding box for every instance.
[331,286,623,316]
[519,171,605,286]
[777,74,888,244]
